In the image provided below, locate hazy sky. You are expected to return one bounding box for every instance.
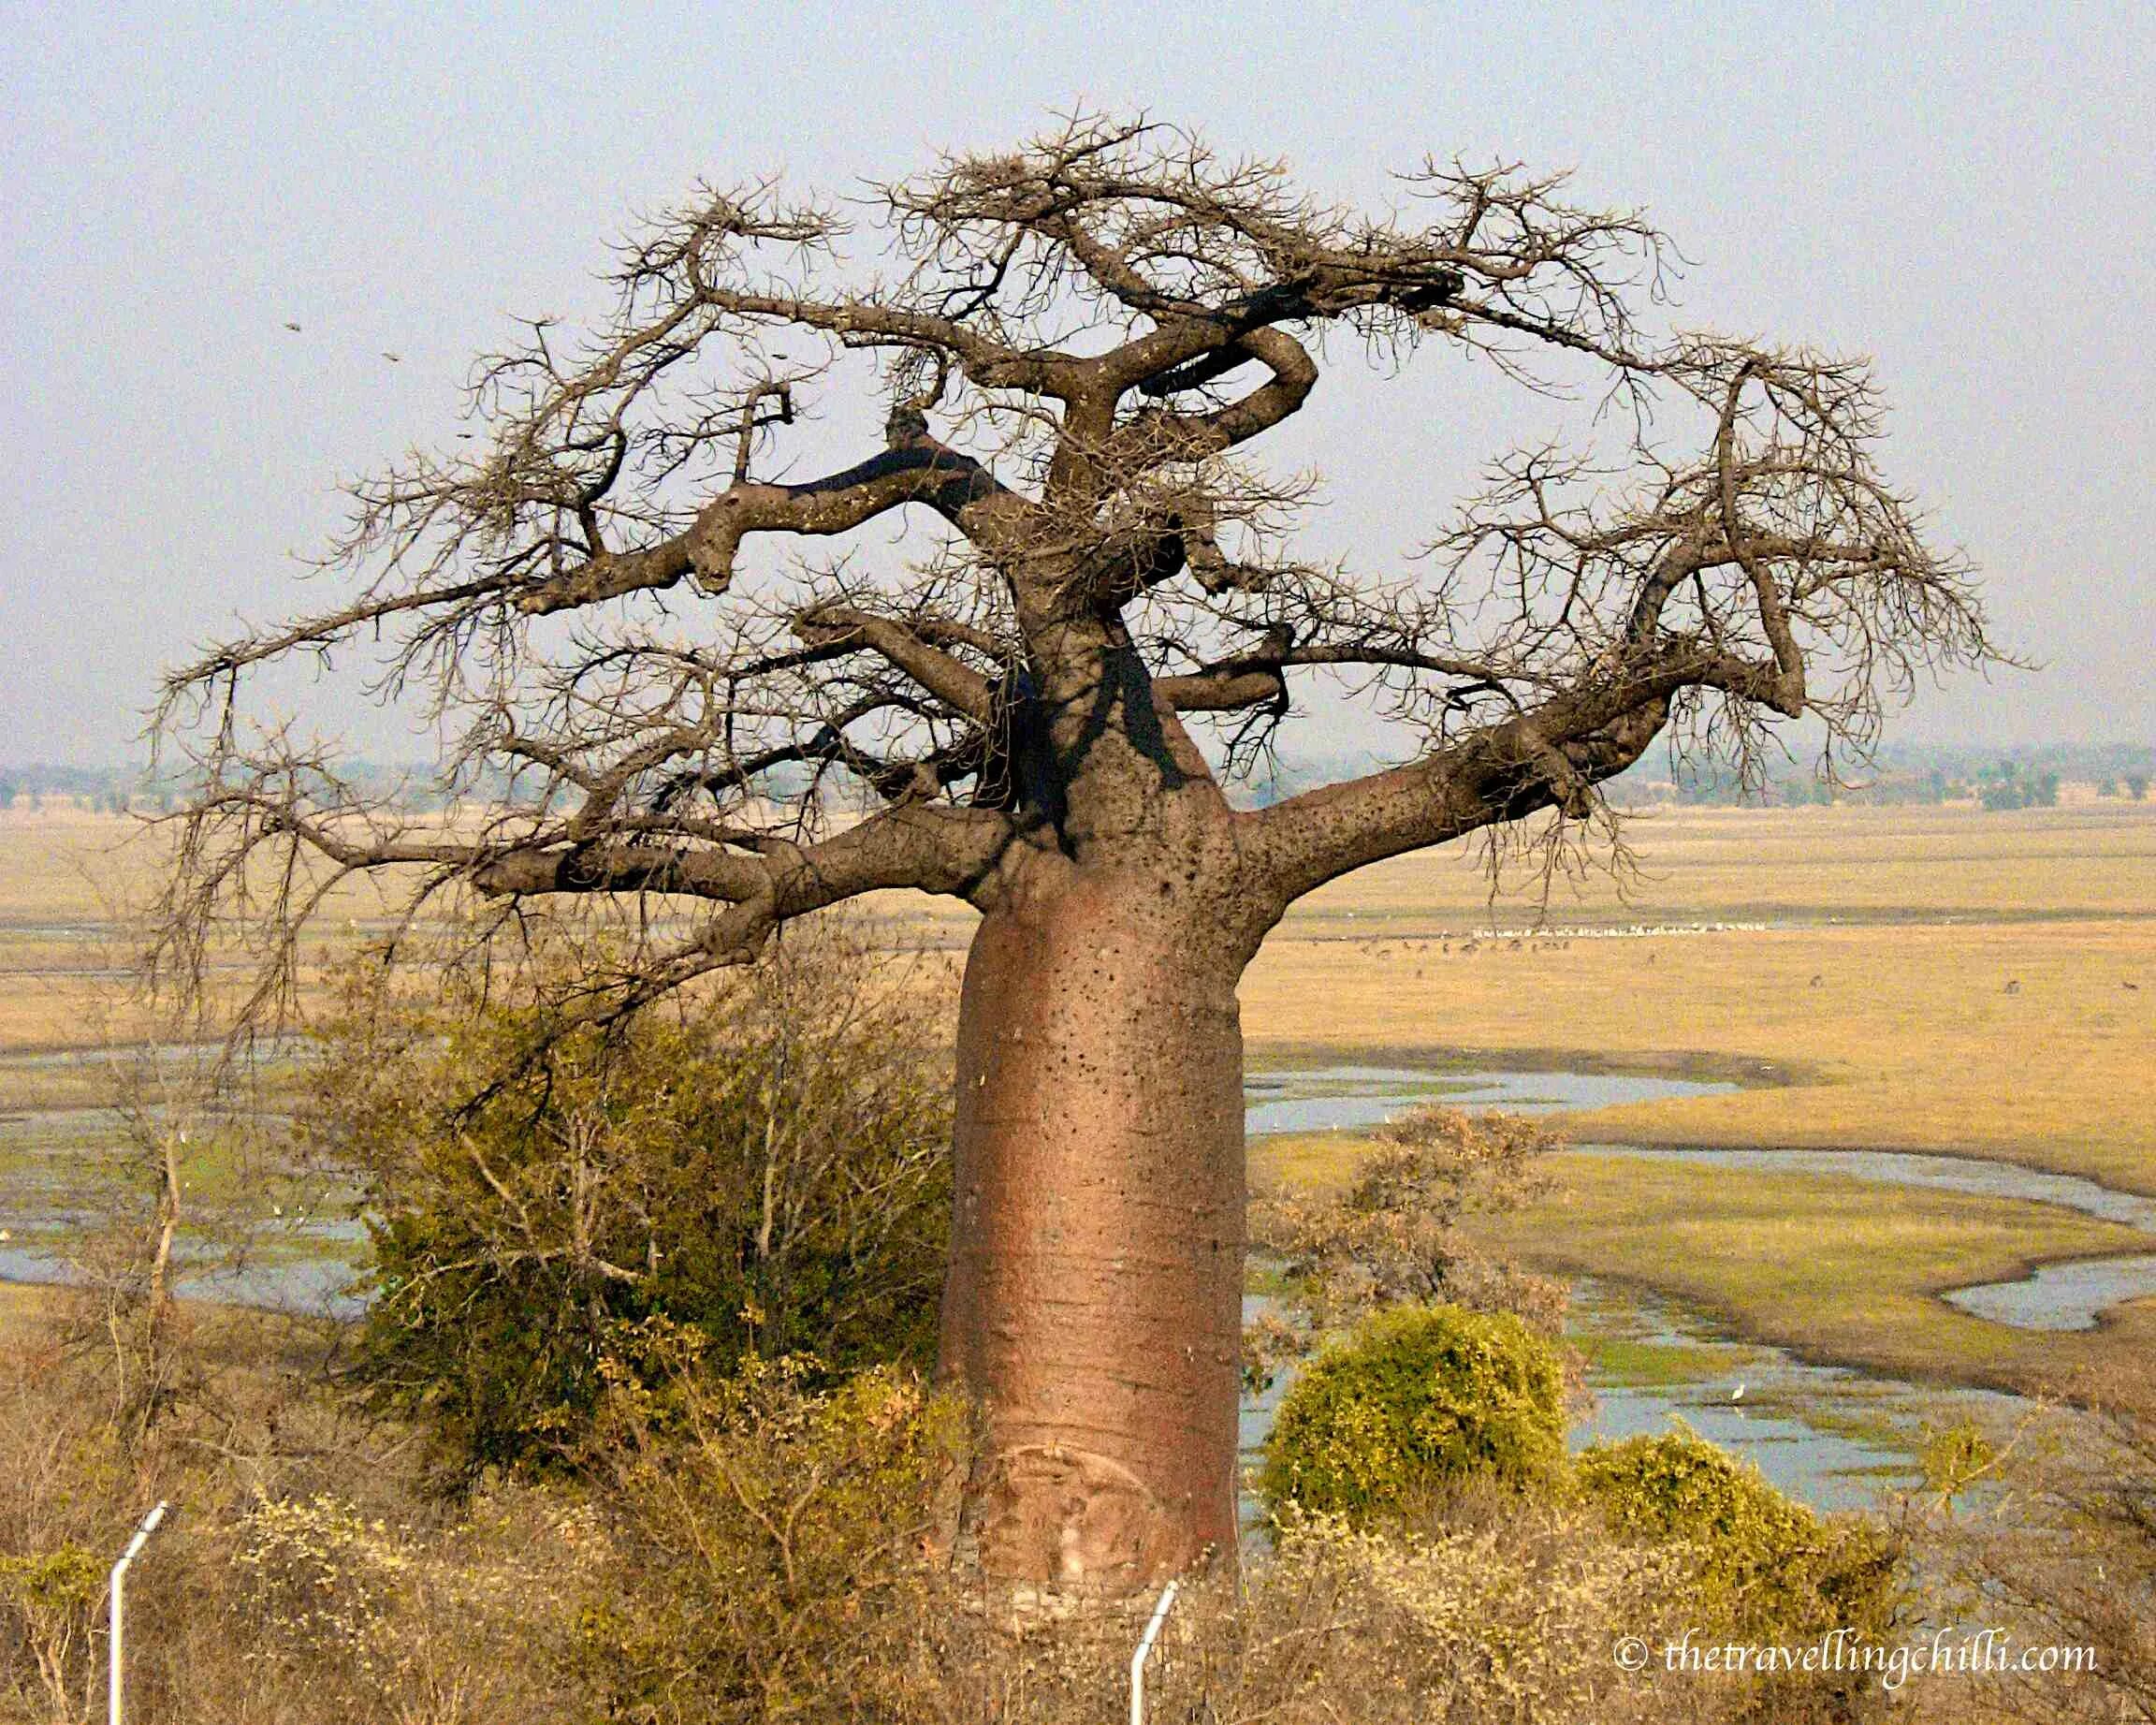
[5,0,2151,767]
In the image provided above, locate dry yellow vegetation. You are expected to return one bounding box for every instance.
[1243,802,2156,1196]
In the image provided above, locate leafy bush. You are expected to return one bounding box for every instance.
[1260,1304,1566,1526]
[304,922,954,1477]
[1574,1425,1900,1640]
[0,1542,104,1721]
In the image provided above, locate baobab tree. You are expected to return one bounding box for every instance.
[156,117,1992,1591]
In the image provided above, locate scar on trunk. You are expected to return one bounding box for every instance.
[965,1443,1192,1586]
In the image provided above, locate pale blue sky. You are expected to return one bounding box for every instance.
[4,0,2150,764]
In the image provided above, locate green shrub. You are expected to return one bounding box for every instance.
[1574,1425,1900,1639]
[304,922,954,1478]
[1260,1304,1566,1527]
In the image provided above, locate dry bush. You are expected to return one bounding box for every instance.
[0,1308,2015,1725]
[0,1287,578,1725]
[215,1488,596,1725]
[1918,1367,2156,1723]
[561,1325,969,1722]
[0,1330,121,1723]
[889,1506,1761,1725]
[1246,1105,1568,1397]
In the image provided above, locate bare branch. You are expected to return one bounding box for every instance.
[152,116,1998,1038]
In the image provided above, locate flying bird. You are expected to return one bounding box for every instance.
[382,351,402,363]
[283,321,301,332]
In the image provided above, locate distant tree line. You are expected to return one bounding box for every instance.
[1585,740,2155,810]
[0,763,174,813]
[7,741,2149,818]
[0,760,439,815]
[1247,741,2155,811]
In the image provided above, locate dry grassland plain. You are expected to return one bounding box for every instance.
[1246,802,2156,1185]
[3,797,2152,1396]
[1238,799,2156,1399]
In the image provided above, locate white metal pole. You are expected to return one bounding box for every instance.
[1129,1576,1180,1725]
[108,1501,169,1725]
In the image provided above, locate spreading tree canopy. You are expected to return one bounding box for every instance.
[155,116,1994,1591]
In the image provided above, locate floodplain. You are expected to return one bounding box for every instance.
[3,796,2153,1498]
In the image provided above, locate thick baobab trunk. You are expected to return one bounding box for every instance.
[939,869,1249,1589]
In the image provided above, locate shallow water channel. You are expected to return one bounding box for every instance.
[1237,1063,2155,1513]
[1580,1145,2156,1330]
[6,1055,2138,1512]
[1244,1064,1737,1133]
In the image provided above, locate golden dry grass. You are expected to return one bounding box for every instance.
[0,1280,57,1350]
[0,808,141,923]
[1280,799,2156,927]
[1243,804,2156,1197]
